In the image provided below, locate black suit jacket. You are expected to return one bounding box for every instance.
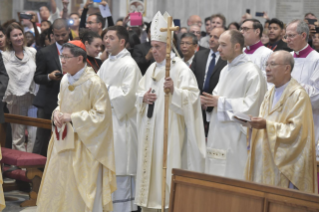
[265,39,292,52]
[132,42,154,75]
[191,49,227,94]
[0,52,8,123]
[33,43,62,114]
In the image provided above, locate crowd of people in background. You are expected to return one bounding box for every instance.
[0,0,319,211]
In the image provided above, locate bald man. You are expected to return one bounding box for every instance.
[246,51,317,193]
[187,15,202,28]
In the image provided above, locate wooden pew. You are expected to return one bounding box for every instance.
[169,169,319,212]
[0,114,51,207]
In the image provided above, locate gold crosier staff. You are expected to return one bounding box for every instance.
[159,16,179,212]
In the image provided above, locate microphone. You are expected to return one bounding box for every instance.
[147,89,155,118]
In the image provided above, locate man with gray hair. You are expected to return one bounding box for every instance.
[286,19,319,159]
[180,32,198,66]
[246,50,317,193]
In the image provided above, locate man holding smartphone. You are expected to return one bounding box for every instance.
[33,19,70,156]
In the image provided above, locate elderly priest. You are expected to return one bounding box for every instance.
[135,11,206,212]
[37,40,117,211]
[246,50,317,193]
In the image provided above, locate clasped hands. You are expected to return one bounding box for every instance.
[53,111,72,128]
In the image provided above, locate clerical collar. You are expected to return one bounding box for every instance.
[156,52,176,67]
[56,42,63,54]
[228,54,250,68]
[275,80,290,90]
[244,40,263,54]
[272,80,290,109]
[67,64,86,85]
[294,44,313,58]
[109,48,129,61]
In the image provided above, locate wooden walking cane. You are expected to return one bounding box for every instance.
[160,16,179,212]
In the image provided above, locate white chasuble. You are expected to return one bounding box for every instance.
[245,78,317,193]
[98,48,141,176]
[205,54,267,180]
[135,56,206,209]
[37,67,116,212]
[290,45,319,158]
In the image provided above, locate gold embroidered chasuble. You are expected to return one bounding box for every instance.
[37,67,117,211]
[245,78,317,193]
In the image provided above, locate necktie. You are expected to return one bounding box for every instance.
[203,53,216,92]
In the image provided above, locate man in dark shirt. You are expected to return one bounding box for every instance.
[265,18,292,52]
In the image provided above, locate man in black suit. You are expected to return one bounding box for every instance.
[265,18,292,52]
[0,52,8,124]
[132,22,154,75]
[32,19,70,156]
[191,27,227,136]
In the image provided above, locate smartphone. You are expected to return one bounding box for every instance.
[255,12,264,17]
[93,0,102,2]
[55,72,63,78]
[246,9,250,14]
[306,18,317,25]
[20,13,33,20]
[68,19,74,26]
[130,12,143,26]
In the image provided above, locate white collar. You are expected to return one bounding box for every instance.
[295,44,308,55]
[274,80,290,91]
[156,52,176,67]
[56,42,63,54]
[67,64,86,85]
[109,48,128,61]
[209,49,219,56]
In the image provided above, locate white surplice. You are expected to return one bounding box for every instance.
[244,41,273,89]
[205,54,267,180]
[290,45,319,158]
[135,55,206,209]
[98,48,141,212]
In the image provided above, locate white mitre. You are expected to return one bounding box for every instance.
[151,11,173,43]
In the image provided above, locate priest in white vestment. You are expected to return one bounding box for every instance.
[246,51,317,193]
[286,19,319,159]
[202,30,267,180]
[98,25,141,212]
[37,41,116,212]
[135,12,206,212]
[241,19,273,89]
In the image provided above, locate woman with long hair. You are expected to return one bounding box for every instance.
[2,23,37,152]
[79,29,103,73]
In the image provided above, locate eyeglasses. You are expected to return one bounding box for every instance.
[263,62,288,69]
[240,27,254,32]
[283,33,299,40]
[85,21,97,25]
[59,55,77,60]
[190,31,201,35]
[180,42,195,46]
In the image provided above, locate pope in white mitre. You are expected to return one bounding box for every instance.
[37,41,116,212]
[134,12,206,212]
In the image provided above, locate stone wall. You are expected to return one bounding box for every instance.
[0,0,13,24]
